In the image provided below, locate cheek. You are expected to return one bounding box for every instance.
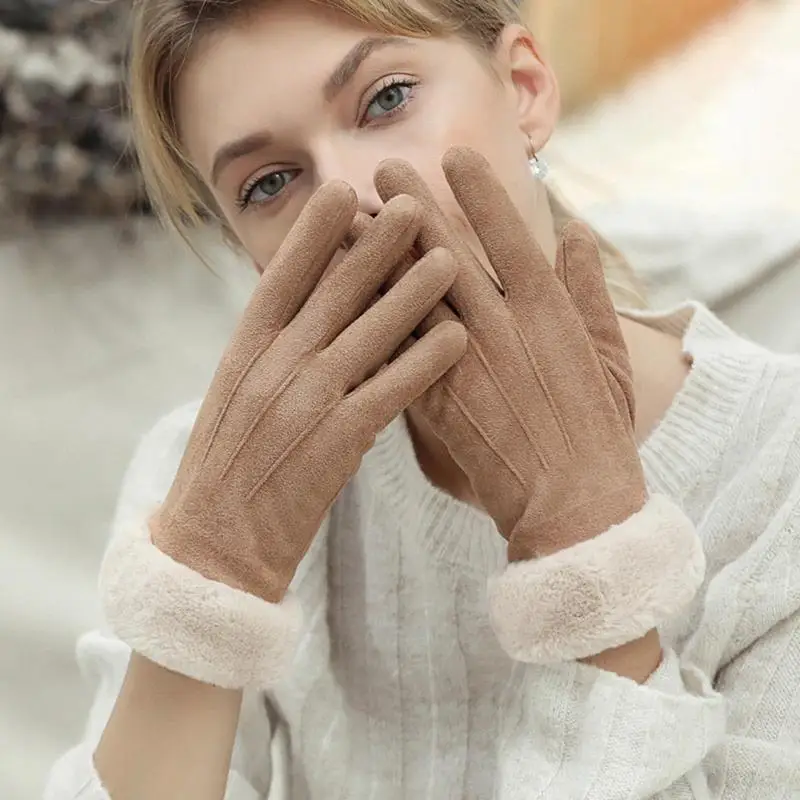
[439,81,518,153]
[232,217,295,271]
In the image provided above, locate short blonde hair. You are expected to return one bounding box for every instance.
[129,0,647,308]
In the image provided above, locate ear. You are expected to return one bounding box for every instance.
[493,25,561,154]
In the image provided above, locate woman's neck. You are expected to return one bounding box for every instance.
[619,315,692,443]
[406,315,691,505]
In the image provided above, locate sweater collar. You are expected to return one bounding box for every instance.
[622,302,767,505]
[366,410,503,574]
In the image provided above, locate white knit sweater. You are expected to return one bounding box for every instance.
[46,303,800,799]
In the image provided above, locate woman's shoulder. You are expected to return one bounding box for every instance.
[631,301,800,441]
[638,302,800,512]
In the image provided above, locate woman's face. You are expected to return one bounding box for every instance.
[176,0,560,269]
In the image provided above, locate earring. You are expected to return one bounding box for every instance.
[527,135,549,181]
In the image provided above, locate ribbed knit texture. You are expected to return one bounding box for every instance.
[46,303,800,799]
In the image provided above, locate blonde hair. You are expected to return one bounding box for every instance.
[129,0,647,308]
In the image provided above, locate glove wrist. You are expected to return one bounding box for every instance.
[99,517,303,690]
[508,483,648,561]
[489,494,704,664]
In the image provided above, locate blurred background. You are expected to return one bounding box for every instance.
[1,0,800,796]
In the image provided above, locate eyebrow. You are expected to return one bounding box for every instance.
[209,35,414,186]
[211,131,273,187]
[323,35,412,101]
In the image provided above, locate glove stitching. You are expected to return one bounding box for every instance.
[201,333,279,469]
[443,383,528,488]
[511,318,575,455]
[466,335,549,469]
[221,359,307,480]
[247,398,340,500]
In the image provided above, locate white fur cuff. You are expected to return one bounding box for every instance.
[98,521,303,690]
[487,494,705,664]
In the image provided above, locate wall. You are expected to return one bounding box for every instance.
[527,0,742,110]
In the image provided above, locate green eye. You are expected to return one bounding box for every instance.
[365,81,414,121]
[252,171,291,200]
[239,169,298,209]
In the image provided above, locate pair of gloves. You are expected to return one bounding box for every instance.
[100,148,704,689]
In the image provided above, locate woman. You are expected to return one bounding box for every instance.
[46,0,800,797]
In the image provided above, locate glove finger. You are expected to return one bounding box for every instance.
[345,320,468,432]
[251,180,357,334]
[441,146,569,318]
[344,211,372,250]
[557,222,633,388]
[296,194,421,349]
[324,248,458,390]
[344,209,455,337]
[393,333,417,360]
[374,158,502,327]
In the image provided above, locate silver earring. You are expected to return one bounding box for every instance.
[528,135,549,180]
[531,154,549,180]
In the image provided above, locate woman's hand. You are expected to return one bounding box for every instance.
[100,180,467,691]
[375,149,704,666]
[152,181,467,603]
[375,148,645,561]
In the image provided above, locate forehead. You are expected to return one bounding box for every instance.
[176,1,388,169]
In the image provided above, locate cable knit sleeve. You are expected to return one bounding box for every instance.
[493,486,800,798]
[43,403,279,800]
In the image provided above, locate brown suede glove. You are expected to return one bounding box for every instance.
[99,181,467,688]
[151,183,466,603]
[375,148,705,663]
[375,149,645,556]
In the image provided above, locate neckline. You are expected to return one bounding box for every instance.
[365,413,502,574]
[627,302,766,502]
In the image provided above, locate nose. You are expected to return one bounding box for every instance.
[313,143,384,217]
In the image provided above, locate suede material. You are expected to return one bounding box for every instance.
[374,147,648,559]
[150,181,467,605]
